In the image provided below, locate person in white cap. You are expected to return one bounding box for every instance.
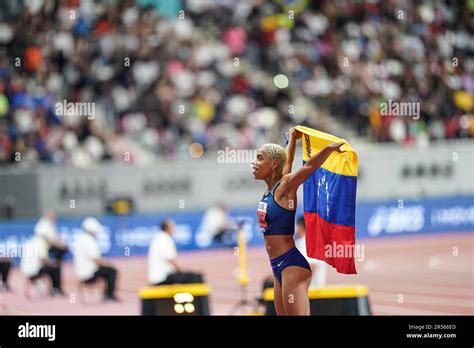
[73,217,119,301]
[34,211,69,264]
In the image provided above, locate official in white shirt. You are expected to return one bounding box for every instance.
[20,234,64,296]
[295,217,328,288]
[74,217,119,301]
[148,219,203,285]
[34,211,69,263]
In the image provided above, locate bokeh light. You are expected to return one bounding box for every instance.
[273,74,289,89]
[188,142,204,158]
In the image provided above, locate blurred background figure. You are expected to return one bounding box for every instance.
[34,211,68,264]
[20,232,64,296]
[0,257,12,291]
[200,204,237,246]
[148,219,203,285]
[74,217,119,301]
[295,216,328,288]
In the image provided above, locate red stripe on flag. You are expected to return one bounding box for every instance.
[304,211,357,274]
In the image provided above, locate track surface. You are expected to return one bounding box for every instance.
[1,232,472,315]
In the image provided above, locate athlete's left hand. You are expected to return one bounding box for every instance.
[327,141,345,153]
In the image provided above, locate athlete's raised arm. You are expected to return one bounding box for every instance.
[282,128,301,176]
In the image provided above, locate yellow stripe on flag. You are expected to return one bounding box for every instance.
[295,125,358,177]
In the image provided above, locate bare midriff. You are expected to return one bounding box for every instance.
[264,234,296,260]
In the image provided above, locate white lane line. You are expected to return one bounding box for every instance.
[360,274,474,296]
[371,304,464,316]
[371,292,474,308]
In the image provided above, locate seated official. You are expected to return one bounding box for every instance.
[200,204,236,245]
[148,219,203,286]
[73,217,119,302]
[0,257,12,291]
[20,235,64,296]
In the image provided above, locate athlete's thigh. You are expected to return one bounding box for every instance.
[281,266,311,315]
[273,276,286,315]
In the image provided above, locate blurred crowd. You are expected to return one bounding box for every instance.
[0,0,472,166]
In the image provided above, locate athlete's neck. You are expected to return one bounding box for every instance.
[265,172,283,191]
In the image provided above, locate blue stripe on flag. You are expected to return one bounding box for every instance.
[303,165,357,226]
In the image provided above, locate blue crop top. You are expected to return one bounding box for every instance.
[256,179,295,235]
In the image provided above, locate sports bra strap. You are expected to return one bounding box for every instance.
[270,178,282,195]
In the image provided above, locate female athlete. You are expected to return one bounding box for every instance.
[252,127,344,315]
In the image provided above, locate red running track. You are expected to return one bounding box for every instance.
[0,232,472,315]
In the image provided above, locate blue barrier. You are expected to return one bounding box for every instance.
[356,196,474,238]
[0,196,473,261]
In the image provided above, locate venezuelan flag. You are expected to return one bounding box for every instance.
[295,125,358,274]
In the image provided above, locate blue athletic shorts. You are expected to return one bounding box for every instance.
[270,247,311,285]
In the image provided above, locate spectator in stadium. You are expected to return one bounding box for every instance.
[0,257,12,291]
[148,219,203,285]
[1,0,471,168]
[295,216,328,288]
[73,217,119,302]
[20,233,64,296]
[34,211,69,264]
